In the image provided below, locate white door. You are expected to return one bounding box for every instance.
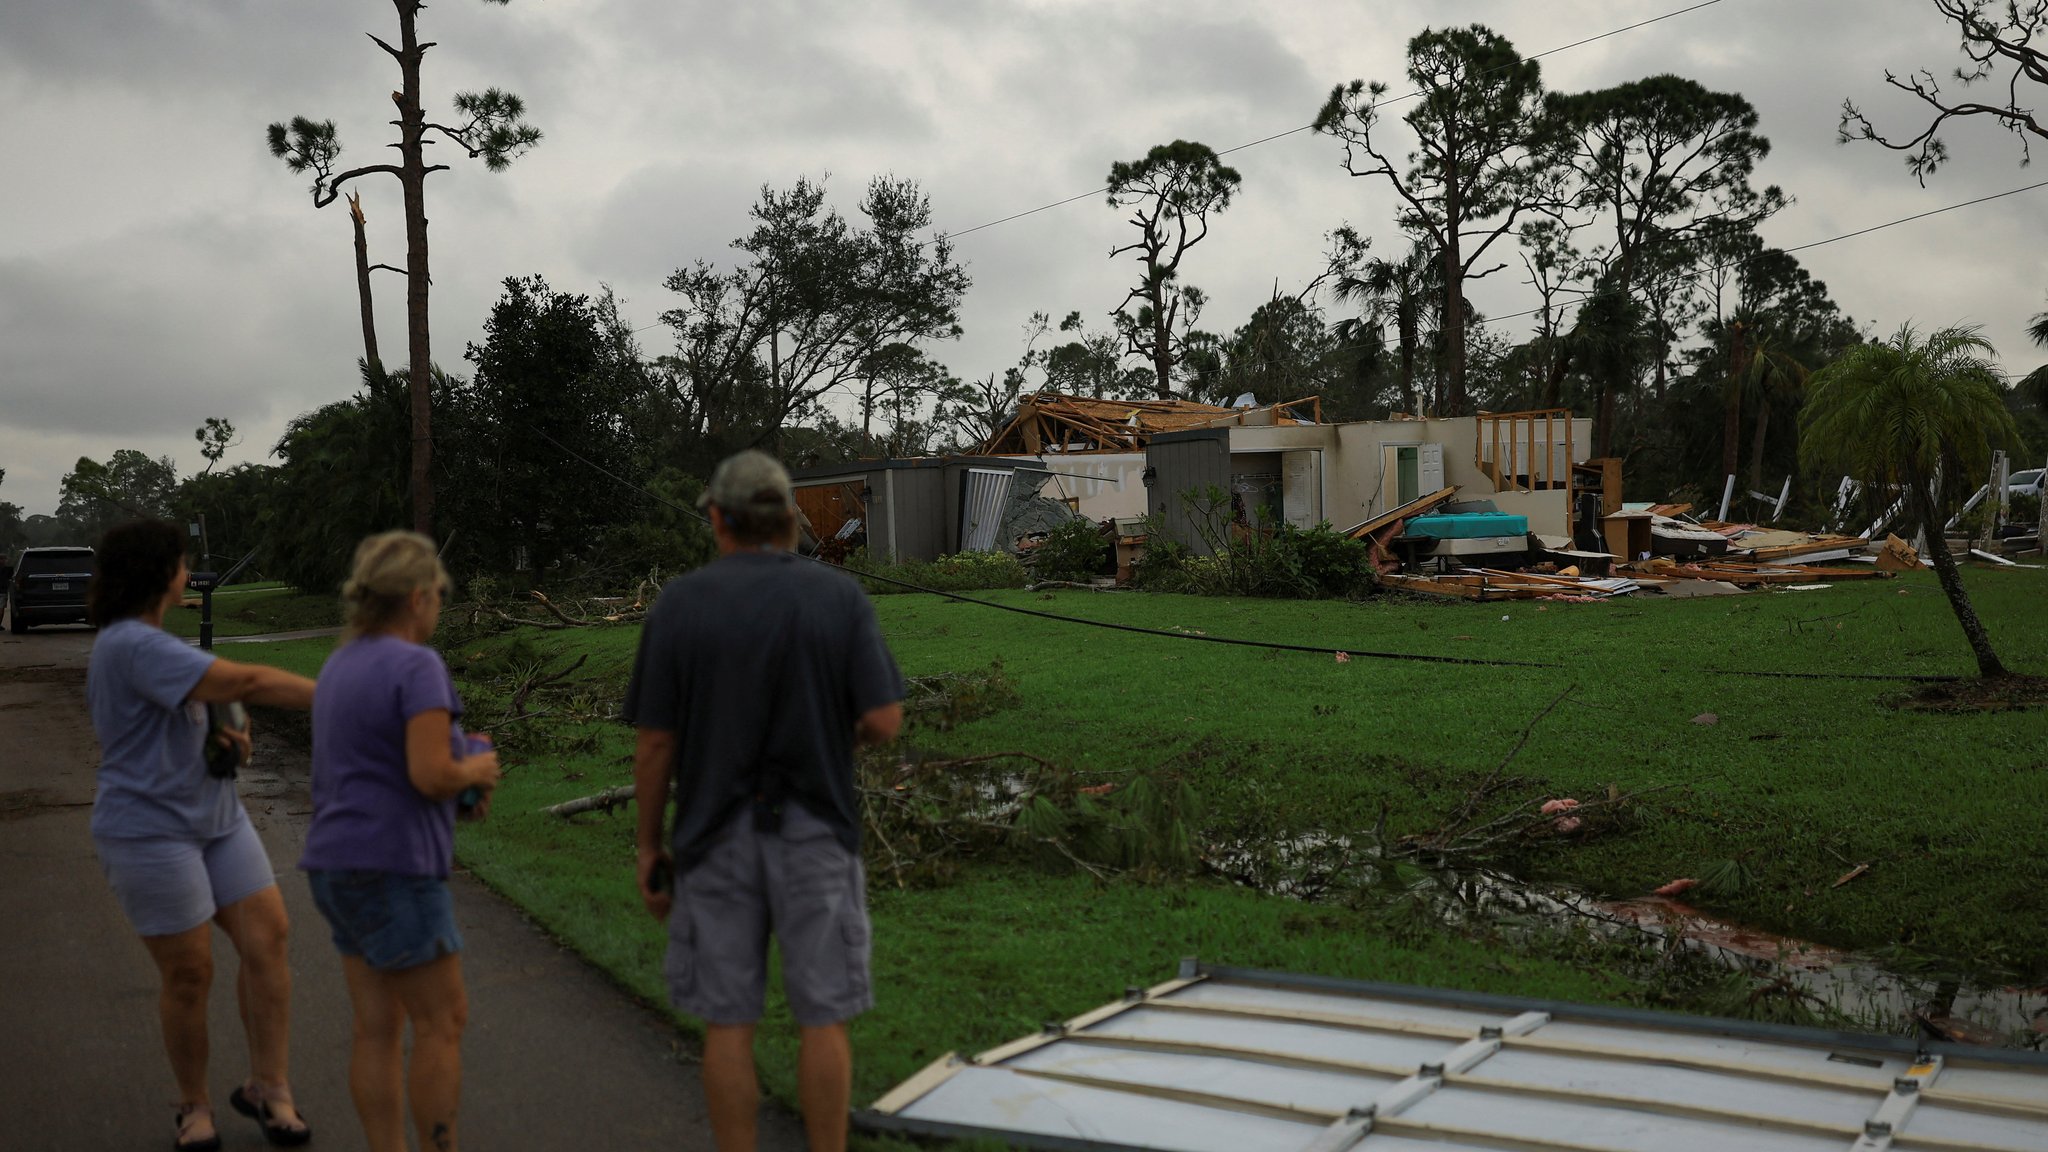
[961,468,1011,552]
[1418,443,1445,493]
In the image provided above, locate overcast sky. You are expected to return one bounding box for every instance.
[4,0,2045,515]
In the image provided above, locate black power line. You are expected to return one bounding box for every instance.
[951,0,1729,239]
[631,0,1731,334]
[1476,178,2048,330]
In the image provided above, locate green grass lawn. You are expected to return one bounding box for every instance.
[857,568,2048,978]
[232,567,2048,1125]
[164,586,340,639]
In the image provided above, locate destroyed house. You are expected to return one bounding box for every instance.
[790,456,1073,563]
[792,394,1331,563]
[1144,409,1597,552]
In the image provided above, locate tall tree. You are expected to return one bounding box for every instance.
[266,0,543,538]
[1315,26,1565,416]
[660,176,970,464]
[1206,293,1363,411]
[1517,218,1589,409]
[1801,325,2021,678]
[1040,310,1151,400]
[194,418,241,475]
[452,276,647,578]
[1840,0,2048,181]
[1104,141,1243,398]
[0,469,26,557]
[266,363,419,593]
[1548,76,1787,452]
[57,450,179,539]
[854,342,954,456]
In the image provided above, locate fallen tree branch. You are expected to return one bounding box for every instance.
[511,653,588,718]
[1448,684,1577,829]
[543,785,635,818]
[495,609,572,631]
[530,590,594,628]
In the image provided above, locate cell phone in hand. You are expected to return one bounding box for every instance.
[648,859,673,895]
[454,730,491,816]
[205,702,250,779]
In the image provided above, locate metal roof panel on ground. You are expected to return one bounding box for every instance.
[858,963,2048,1152]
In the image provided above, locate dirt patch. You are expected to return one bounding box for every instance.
[0,664,86,686]
[0,789,92,821]
[1891,673,2048,713]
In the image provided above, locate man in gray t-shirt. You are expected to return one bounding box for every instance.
[629,450,903,1152]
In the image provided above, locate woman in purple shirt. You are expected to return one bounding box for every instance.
[303,531,499,1152]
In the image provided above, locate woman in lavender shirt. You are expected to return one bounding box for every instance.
[302,531,499,1152]
[88,521,319,1150]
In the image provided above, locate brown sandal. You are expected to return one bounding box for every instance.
[231,1085,312,1147]
[173,1103,221,1152]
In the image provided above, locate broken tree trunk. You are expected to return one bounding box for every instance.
[543,785,635,818]
[348,191,381,375]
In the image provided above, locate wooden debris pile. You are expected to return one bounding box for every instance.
[1619,558,1892,588]
[1382,569,1655,602]
[976,392,1321,454]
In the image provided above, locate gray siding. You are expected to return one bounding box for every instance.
[882,466,947,562]
[1146,431,1231,554]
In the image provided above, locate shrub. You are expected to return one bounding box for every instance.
[1273,522,1379,599]
[843,548,1029,595]
[1136,492,1377,600]
[1027,517,1110,582]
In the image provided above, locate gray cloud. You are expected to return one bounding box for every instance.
[6,0,2048,516]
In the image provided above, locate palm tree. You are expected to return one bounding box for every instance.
[1333,242,1438,417]
[1800,324,2021,678]
[1719,317,1811,493]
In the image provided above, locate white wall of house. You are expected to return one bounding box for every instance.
[997,452,1149,522]
[1217,416,1593,537]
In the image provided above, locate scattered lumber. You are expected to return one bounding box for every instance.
[1625,559,1891,587]
[1343,486,1459,540]
[1744,535,1868,563]
[1380,569,1648,601]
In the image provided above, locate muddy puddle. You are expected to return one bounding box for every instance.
[1206,833,2047,1050]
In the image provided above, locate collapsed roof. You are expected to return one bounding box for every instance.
[978,392,1323,455]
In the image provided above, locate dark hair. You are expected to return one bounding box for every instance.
[88,520,185,626]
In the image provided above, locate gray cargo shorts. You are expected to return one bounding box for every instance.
[666,801,873,1027]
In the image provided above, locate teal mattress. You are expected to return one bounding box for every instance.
[1405,511,1528,539]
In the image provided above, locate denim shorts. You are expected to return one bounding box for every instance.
[95,815,277,938]
[667,803,872,1028]
[306,869,463,971]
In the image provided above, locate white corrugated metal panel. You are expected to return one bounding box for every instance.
[899,1064,1323,1152]
[858,965,2048,1152]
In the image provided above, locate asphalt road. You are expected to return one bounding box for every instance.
[0,619,804,1151]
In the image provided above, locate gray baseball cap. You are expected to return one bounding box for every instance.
[697,449,796,516]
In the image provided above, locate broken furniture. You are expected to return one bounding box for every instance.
[1601,511,1654,563]
[1403,511,1531,568]
[860,961,2048,1152]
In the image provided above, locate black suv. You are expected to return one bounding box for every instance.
[7,546,95,633]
